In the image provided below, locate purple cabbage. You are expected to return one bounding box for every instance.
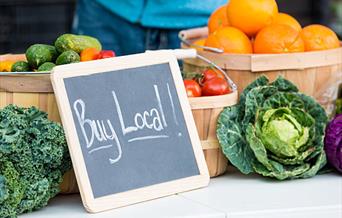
[324,114,342,173]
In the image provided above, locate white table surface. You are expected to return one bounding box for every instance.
[21,168,342,218]
[182,169,342,218]
[21,194,224,218]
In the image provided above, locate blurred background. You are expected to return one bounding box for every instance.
[0,0,341,53]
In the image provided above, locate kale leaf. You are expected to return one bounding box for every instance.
[0,105,71,217]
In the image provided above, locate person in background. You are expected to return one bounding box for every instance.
[73,0,227,56]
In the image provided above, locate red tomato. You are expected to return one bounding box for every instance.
[98,50,116,59]
[202,77,231,96]
[202,69,217,83]
[80,48,100,62]
[201,68,224,83]
[183,80,202,97]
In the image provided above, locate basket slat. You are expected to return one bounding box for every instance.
[250,48,342,71]
[189,93,238,177]
[188,91,238,109]
[0,75,53,93]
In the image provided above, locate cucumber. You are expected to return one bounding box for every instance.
[38,62,56,71]
[11,61,30,72]
[56,50,80,65]
[55,34,102,53]
[25,44,58,68]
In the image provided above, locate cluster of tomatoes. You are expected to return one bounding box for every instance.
[183,68,232,97]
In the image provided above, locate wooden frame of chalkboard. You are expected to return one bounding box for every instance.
[51,52,210,213]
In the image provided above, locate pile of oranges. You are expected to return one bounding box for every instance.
[201,0,340,54]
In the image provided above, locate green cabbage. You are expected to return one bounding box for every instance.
[217,76,328,180]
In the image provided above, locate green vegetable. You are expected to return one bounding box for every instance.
[54,34,102,53]
[0,105,71,217]
[56,50,80,65]
[336,99,342,114]
[37,62,56,72]
[11,61,30,72]
[217,76,328,180]
[25,44,58,69]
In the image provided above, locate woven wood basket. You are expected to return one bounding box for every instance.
[189,92,238,177]
[0,54,78,193]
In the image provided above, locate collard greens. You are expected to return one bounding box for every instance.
[217,76,328,180]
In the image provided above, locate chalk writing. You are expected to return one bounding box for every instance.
[72,83,178,164]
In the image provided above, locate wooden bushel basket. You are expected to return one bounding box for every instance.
[189,93,238,177]
[0,73,79,194]
[0,54,78,194]
[180,27,342,116]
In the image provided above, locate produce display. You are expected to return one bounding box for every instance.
[324,114,342,173]
[1,33,116,73]
[0,105,71,217]
[217,76,328,180]
[183,68,232,97]
[198,0,341,54]
[0,1,341,216]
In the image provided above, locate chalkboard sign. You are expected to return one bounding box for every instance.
[51,52,209,213]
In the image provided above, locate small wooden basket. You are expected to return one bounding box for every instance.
[189,92,238,177]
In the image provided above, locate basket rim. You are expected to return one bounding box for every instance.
[188,90,238,109]
[0,73,53,93]
[180,27,342,72]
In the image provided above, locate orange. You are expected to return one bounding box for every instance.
[208,5,229,34]
[205,26,253,54]
[254,24,305,54]
[191,38,206,51]
[271,13,302,32]
[301,24,340,51]
[227,0,278,37]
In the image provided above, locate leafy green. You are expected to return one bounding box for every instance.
[336,99,342,114]
[217,76,328,180]
[0,105,71,217]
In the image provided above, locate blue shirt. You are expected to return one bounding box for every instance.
[95,0,227,29]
